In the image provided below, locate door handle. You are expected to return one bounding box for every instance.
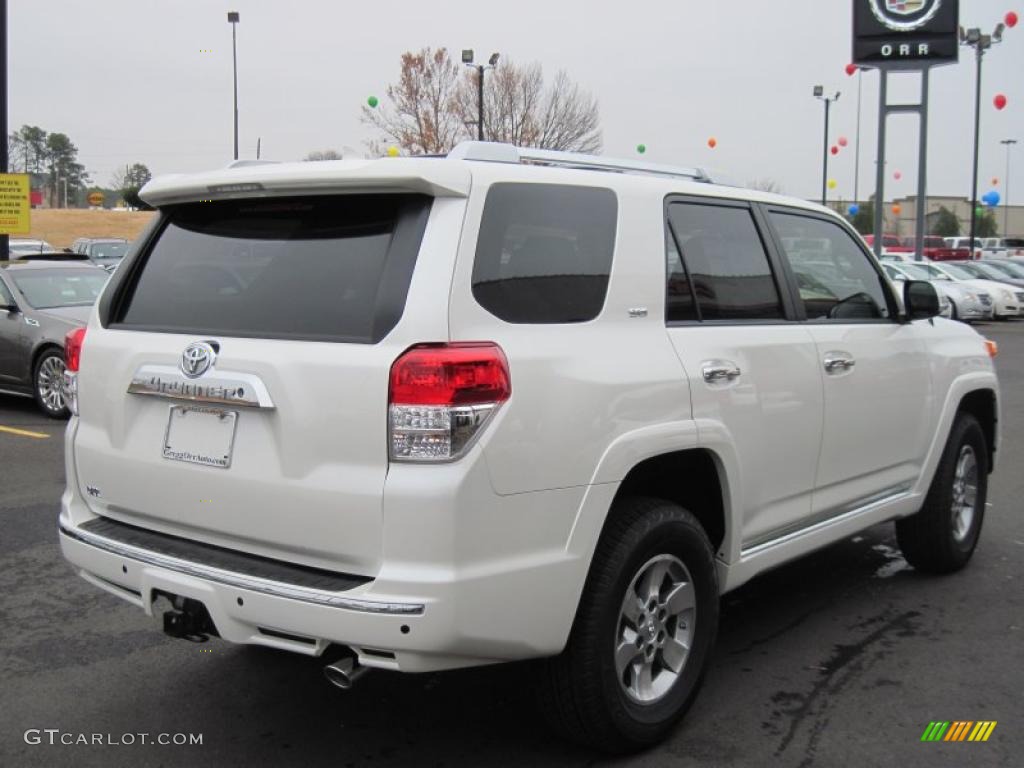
[702,361,742,383]
[823,354,856,374]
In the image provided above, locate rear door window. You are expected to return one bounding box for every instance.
[471,183,617,324]
[112,195,430,343]
[666,201,785,321]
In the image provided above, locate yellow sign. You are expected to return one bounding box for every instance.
[88,191,105,207]
[0,174,31,235]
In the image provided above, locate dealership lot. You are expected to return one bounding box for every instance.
[0,323,1021,768]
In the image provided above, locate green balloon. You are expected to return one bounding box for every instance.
[975,206,984,216]
[367,96,379,108]
[636,144,646,154]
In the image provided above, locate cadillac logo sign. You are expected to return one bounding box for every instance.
[180,341,217,378]
[869,0,943,31]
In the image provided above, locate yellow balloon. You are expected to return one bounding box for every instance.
[827,179,837,190]
[387,146,400,157]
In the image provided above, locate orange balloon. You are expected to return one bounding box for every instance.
[707,137,717,149]
[892,204,902,216]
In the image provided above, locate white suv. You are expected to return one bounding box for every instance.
[59,143,1001,752]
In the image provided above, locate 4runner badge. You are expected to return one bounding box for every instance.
[180,342,217,378]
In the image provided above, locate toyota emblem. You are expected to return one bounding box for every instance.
[180,342,217,378]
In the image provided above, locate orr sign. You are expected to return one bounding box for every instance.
[853,0,960,66]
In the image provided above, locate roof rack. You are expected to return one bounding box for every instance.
[225,159,281,169]
[447,141,712,183]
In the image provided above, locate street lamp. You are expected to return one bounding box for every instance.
[813,86,841,206]
[227,11,240,160]
[960,20,1005,249]
[1001,139,1017,235]
[462,49,499,141]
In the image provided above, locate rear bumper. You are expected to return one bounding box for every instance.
[59,438,589,672]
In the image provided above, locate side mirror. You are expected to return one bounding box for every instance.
[904,280,940,321]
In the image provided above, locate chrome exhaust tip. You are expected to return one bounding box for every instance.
[323,656,369,690]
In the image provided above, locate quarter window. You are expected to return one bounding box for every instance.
[666,202,784,321]
[472,183,617,324]
[770,213,892,321]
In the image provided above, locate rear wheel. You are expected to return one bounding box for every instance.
[896,414,987,574]
[538,497,719,753]
[33,348,69,419]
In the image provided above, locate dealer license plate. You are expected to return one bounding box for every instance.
[162,405,238,468]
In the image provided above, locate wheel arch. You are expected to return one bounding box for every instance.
[956,388,997,472]
[29,341,64,383]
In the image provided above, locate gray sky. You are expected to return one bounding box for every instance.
[10,0,1024,204]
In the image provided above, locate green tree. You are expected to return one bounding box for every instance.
[850,198,875,234]
[7,125,48,173]
[975,209,998,238]
[44,132,89,207]
[113,162,153,209]
[930,206,960,237]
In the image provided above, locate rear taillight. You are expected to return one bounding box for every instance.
[64,327,86,415]
[389,343,511,462]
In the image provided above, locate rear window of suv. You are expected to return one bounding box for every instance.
[472,183,617,323]
[111,194,430,343]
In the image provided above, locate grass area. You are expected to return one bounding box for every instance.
[25,209,156,249]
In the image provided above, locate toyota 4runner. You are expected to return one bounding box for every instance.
[59,142,1000,752]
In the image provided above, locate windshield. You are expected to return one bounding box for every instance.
[1001,238,1024,248]
[89,242,127,260]
[940,263,980,280]
[970,263,1014,280]
[989,261,1024,278]
[11,269,108,309]
[898,263,936,280]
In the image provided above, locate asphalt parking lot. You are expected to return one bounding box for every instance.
[1,323,1022,768]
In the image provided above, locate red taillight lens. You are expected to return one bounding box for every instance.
[64,327,86,372]
[389,343,511,406]
[389,343,511,462]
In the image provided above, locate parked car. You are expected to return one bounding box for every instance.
[947,260,1024,289]
[71,238,130,271]
[882,262,984,321]
[8,238,57,258]
[979,237,1024,260]
[913,261,1020,318]
[946,236,984,259]
[897,235,969,261]
[978,259,1024,280]
[58,143,1001,752]
[0,260,109,417]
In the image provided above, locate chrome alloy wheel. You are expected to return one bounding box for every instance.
[615,554,696,704]
[951,445,978,542]
[37,355,67,413]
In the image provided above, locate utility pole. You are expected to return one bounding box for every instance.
[1001,139,1017,235]
[228,12,240,160]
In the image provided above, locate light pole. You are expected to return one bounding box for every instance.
[960,21,1005,250]
[462,50,499,141]
[813,85,841,206]
[854,67,864,205]
[1001,139,1017,235]
[228,11,240,160]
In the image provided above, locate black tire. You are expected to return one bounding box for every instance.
[32,348,69,419]
[538,497,719,753]
[948,300,959,321]
[896,414,987,574]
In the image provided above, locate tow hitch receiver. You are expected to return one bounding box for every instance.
[155,592,218,643]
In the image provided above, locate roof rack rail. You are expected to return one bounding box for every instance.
[225,159,281,169]
[447,141,712,183]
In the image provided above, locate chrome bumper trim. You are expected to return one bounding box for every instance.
[59,519,424,615]
[127,364,275,409]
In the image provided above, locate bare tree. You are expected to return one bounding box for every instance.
[748,178,783,194]
[365,50,602,155]
[361,47,465,155]
[305,149,344,161]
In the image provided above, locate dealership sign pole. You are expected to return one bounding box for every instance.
[854,0,959,261]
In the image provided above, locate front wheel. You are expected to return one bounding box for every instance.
[896,414,988,574]
[33,348,69,419]
[538,497,719,753]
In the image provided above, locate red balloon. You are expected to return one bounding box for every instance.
[1006,11,1019,28]
[994,93,1008,110]
[894,171,902,180]
[831,145,839,155]
[707,137,717,149]
[845,63,858,76]
[838,136,849,147]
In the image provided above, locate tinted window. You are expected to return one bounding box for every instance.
[665,227,698,322]
[770,213,891,321]
[666,203,783,321]
[115,195,430,343]
[472,183,616,324]
[0,277,14,305]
